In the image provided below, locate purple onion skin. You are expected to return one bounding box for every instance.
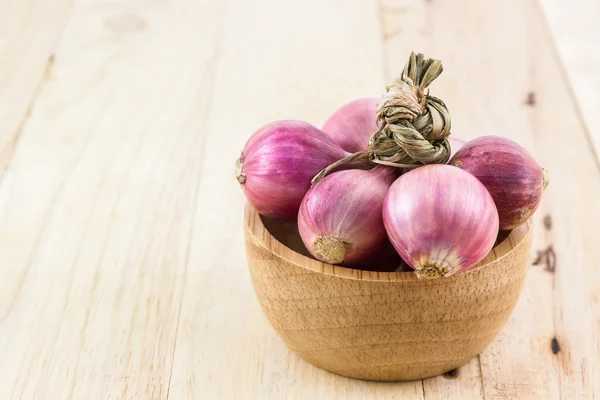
[383,164,499,279]
[449,136,546,230]
[237,120,349,218]
[322,98,380,153]
[298,166,396,266]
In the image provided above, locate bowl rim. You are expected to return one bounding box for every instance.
[245,203,532,282]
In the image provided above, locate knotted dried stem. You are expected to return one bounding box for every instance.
[312,52,452,184]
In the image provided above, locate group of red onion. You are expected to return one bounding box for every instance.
[236,97,547,279]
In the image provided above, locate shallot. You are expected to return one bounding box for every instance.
[322,98,379,153]
[236,120,349,218]
[298,166,396,266]
[449,136,547,229]
[383,164,499,279]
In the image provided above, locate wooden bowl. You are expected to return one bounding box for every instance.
[244,204,532,381]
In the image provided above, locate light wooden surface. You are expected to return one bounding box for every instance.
[0,0,597,399]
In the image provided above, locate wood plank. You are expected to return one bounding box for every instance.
[0,0,596,398]
[423,359,483,400]
[0,0,73,172]
[0,0,222,398]
[537,0,600,166]
[526,3,600,397]
[381,0,600,398]
[168,0,424,398]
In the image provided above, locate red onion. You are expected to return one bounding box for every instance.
[383,164,499,279]
[298,166,396,266]
[448,137,466,160]
[236,120,349,218]
[449,136,547,229]
[322,98,379,153]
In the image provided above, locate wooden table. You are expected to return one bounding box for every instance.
[0,0,598,398]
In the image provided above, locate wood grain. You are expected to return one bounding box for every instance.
[0,0,222,397]
[245,204,532,381]
[538,0,600,166]
[0,0,597,398]
[0,0,74,315]
[0,0,73,172]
